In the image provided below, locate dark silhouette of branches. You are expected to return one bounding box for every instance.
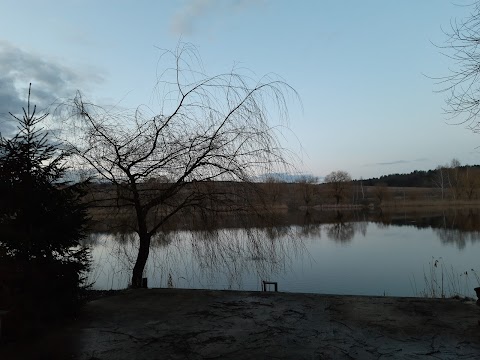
[60,44,298,287]
[436,1,480,128]
[324,170,352,205]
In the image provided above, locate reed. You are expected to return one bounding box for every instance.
[411,257,478,299]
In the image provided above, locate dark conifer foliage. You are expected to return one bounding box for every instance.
[356,166,480,188]
[0,85,90,330]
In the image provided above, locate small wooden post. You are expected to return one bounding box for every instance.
[262,281,278,292]
[142,277,148,288]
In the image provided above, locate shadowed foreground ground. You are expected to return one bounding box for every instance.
[2,288,480,359]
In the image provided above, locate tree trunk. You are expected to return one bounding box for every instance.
[130,180,151,288]
[132,231,151,288]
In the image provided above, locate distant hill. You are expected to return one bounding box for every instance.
[356,165,480,187]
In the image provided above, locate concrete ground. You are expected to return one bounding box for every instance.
[1,288,480,359]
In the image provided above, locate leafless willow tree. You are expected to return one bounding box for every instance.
[61,44,298,287]
[437,1,480,128]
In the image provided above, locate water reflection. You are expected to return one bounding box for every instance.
[326,222,355,243]
[371,209,480,249]
[298,208,480,247]
[83,208,480,295]
[84,227,304,290]
[323,212,355,243]
[298,211,321,239]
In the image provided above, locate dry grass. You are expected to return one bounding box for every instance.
[381,199,480,209]
[83,182,480,232]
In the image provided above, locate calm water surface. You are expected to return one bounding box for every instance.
[84,210,480,298]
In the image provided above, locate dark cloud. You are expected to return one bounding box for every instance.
[375,160,410,166]
[364,158,429,167]
[0,76,25,134]
[0,41,103,136]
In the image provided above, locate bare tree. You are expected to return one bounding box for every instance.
[61,44,298,288]
[459,167,480,200]
[324,170,352,205]
[263,176,285,206]
[296,175,319,207]
[437,1,480,128]
[359,177,366,200]
[432,165,447,200]
[373,182,390,205]
[446,158,461,200]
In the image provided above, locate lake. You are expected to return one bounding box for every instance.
[83,208,480,298]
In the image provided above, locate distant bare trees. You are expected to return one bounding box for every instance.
[460,168,478,199]
[264,176,284,206]
[373,182,390,204]
[61,44,298,288]
[433,159,480,200]
[433,159,461,200]
[433,165,448,200]
[324,170,352,205]
[447,158,462,199]
[297,175,319,207]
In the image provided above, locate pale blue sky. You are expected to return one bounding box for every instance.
[1,0,479,179]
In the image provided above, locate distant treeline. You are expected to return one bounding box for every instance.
[356,165,480,187]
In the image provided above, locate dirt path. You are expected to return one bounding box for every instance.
[2,289,480,359]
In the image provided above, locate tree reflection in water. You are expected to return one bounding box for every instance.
[83,226,305,290]
[373,208,480,250]
[187,228,300,289]
[432,210,480,250]
[298,211,322,239]
[82,208,480,291]
[326,223,355,243]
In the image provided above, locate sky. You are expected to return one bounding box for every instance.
[1,0,479,180]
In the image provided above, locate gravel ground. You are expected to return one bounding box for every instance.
[1,288,480,359]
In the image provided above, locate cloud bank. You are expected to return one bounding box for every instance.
[0,41,103,135]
